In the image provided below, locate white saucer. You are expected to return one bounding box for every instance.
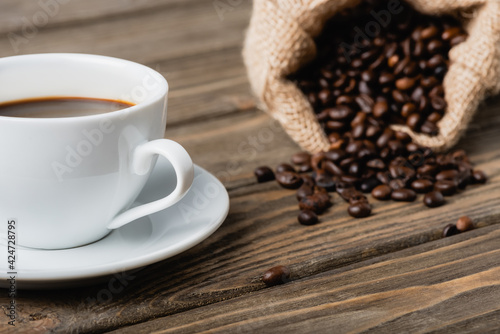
[0,159,229,289]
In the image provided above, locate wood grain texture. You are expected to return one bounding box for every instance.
[0,0,500,333]
[111,224,500,334]
[1,103,499,333]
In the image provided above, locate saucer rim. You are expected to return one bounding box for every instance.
[2,164,229,285]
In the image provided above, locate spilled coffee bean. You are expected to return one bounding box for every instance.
[423,191,445,208]
[262,265,291,286]
[298,210,319,225]
[456,215,474,232]
[442,224,459,237]
[254,166,275,183]
[276,171,303,189]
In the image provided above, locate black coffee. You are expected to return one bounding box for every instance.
[0,97,135,118]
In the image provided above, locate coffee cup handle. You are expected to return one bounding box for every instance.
[106,139,194,230]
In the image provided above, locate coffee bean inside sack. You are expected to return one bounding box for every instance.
[254,0,488,223]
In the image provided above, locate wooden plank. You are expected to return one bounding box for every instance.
[0,0,251,62]
[1,101,499,333]
[108,224,500,333]
[0,0,247,34]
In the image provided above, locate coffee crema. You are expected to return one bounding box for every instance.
[0,97,135,118]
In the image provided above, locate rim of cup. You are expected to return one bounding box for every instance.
[0,53,168,123]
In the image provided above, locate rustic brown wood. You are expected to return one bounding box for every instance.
[110,224,500,334]
[0,0,499,333]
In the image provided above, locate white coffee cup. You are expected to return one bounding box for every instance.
[0,53,194,249]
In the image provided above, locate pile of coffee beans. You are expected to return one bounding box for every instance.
[292,0,468,137]
[255,144,486,223]
[253,0,487,224]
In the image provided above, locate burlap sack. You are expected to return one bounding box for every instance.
[243,0,500,153]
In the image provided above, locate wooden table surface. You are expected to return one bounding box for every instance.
[1,1,500,333]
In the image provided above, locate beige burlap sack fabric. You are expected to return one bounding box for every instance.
[243,0,500,153]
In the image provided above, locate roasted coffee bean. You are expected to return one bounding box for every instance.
[328,106,354,120]
[348,162,362,177]
[372,101,388,118]
[356,94,374,112]
[335,182,356,201]
[379,73,395,85]
[336,95,355,106]
[367,158,385,170]
[406,142,420,152]
[301,174,315,187]
[420,25,439,39]
[427,111,442,123]
[429,85,444,97]
[434,180,457,196]
[401,102,417,118]
[299,193,332,214]
[442,224,459,238]
[310,152,326,170]
[291,152,311,166]
[345,141,363,155]
[391,188,417,202]
[348,202,371,218]
[450,34,467,46]
[276,163,295,174]
[396,77,417,91]
[395,131,412,143]
[328,132,342,144]
[317,89,333,105]
[418,163,439,177]
[361,70,375,82]
[411,86,425,102]
[471,170,487,184]
[351,111,366,126]
[297,164,312,173]
[298,210,319,226]
[360,177,380,193]
[411,179,434,193]
[340,174,360,186]
[389,179,406,190]
[394,57,410,76]
[431,96,447,111]
[296,184,314,200]
[276,171,303,189]
[349,191,368,205]
[358,81,373,95]
[262,265,290,286]
[406,113,421,130]
[377,171,391,185]
[420,121,439,135]
[456,216,473,232]
[326,120,346,131]
[436,169,459,181]
[314,170,336,191]
[365,125,381,138]
[427,39,444,54]
[371,184,392,200]
[427,55,445,69]
[442,27,461,40]
[352,123,366,139]
[423,191,445,208]
[392,90,408,104]
[254,166,275,183]
[376,128,394,148]
[325,149,346,162]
